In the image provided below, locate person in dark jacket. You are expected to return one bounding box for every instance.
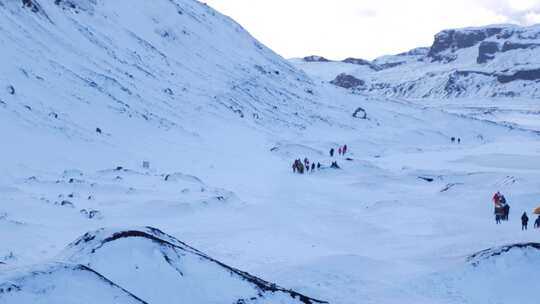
[317,162,321,169]
[451,137,455,143]
[534,215,540,229]
[503,203,510,221]
[522,212,529,230]
[311,163,315,171]
[343,144,348,155]
[329,148,334,157]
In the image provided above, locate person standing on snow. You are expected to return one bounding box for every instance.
[534,215,540,229]
[298,161,304,174]
[343,145,348,155]
[503,203,510,221]
[330,148,334,157]
[521,212,529,230]
[338,147,342,156]
[292,161,297,173]
[311,163,315,171]
[317,162,321,170]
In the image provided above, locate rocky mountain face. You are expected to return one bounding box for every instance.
[292,24,540,99]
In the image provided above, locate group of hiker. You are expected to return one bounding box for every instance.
[291,144,349,174]
[450,137,461,144]
[329,144,348,157]
[292,158,321,174]
[492,191,540,230]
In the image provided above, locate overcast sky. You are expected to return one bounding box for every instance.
[204,0,540,60]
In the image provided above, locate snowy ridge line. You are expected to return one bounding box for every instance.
[467,242,540,266]
[70,227,329,304]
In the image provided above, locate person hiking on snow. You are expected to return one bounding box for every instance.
[534,215,540,229]
[503,203,510,221]
[317,162,321,170]
[343,144,348,155]
[338,147,342,156]
[292,161,297,173]
[521,212,529,230]
[330,148,334,157]
[311,163,315,171]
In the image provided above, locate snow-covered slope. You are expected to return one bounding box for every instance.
[0,0,321,179]
[1,227,325,304]
[291,24,540,99]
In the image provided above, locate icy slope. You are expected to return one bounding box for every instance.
[0,227,326,304]
[291,24,540,99]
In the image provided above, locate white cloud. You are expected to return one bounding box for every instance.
[203,0,535,60]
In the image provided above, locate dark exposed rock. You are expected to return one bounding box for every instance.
[21,0,40,12]
[303,55,331,62]
[468,243,540,267]
[342,57,379,70]
[7,85,15,95]
[330,73,364,89]
[352,107,367,119]
[80,209,102,219]
[60,200,74,207]
[428,27,504,60]
[378,61,404,70]
[502,41,540,52]
[54,0,97,13]
[95,127,102,134]
[477,41,500,64]
[497,68,540,84]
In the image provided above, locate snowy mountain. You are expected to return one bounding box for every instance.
[291,24,540,99]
